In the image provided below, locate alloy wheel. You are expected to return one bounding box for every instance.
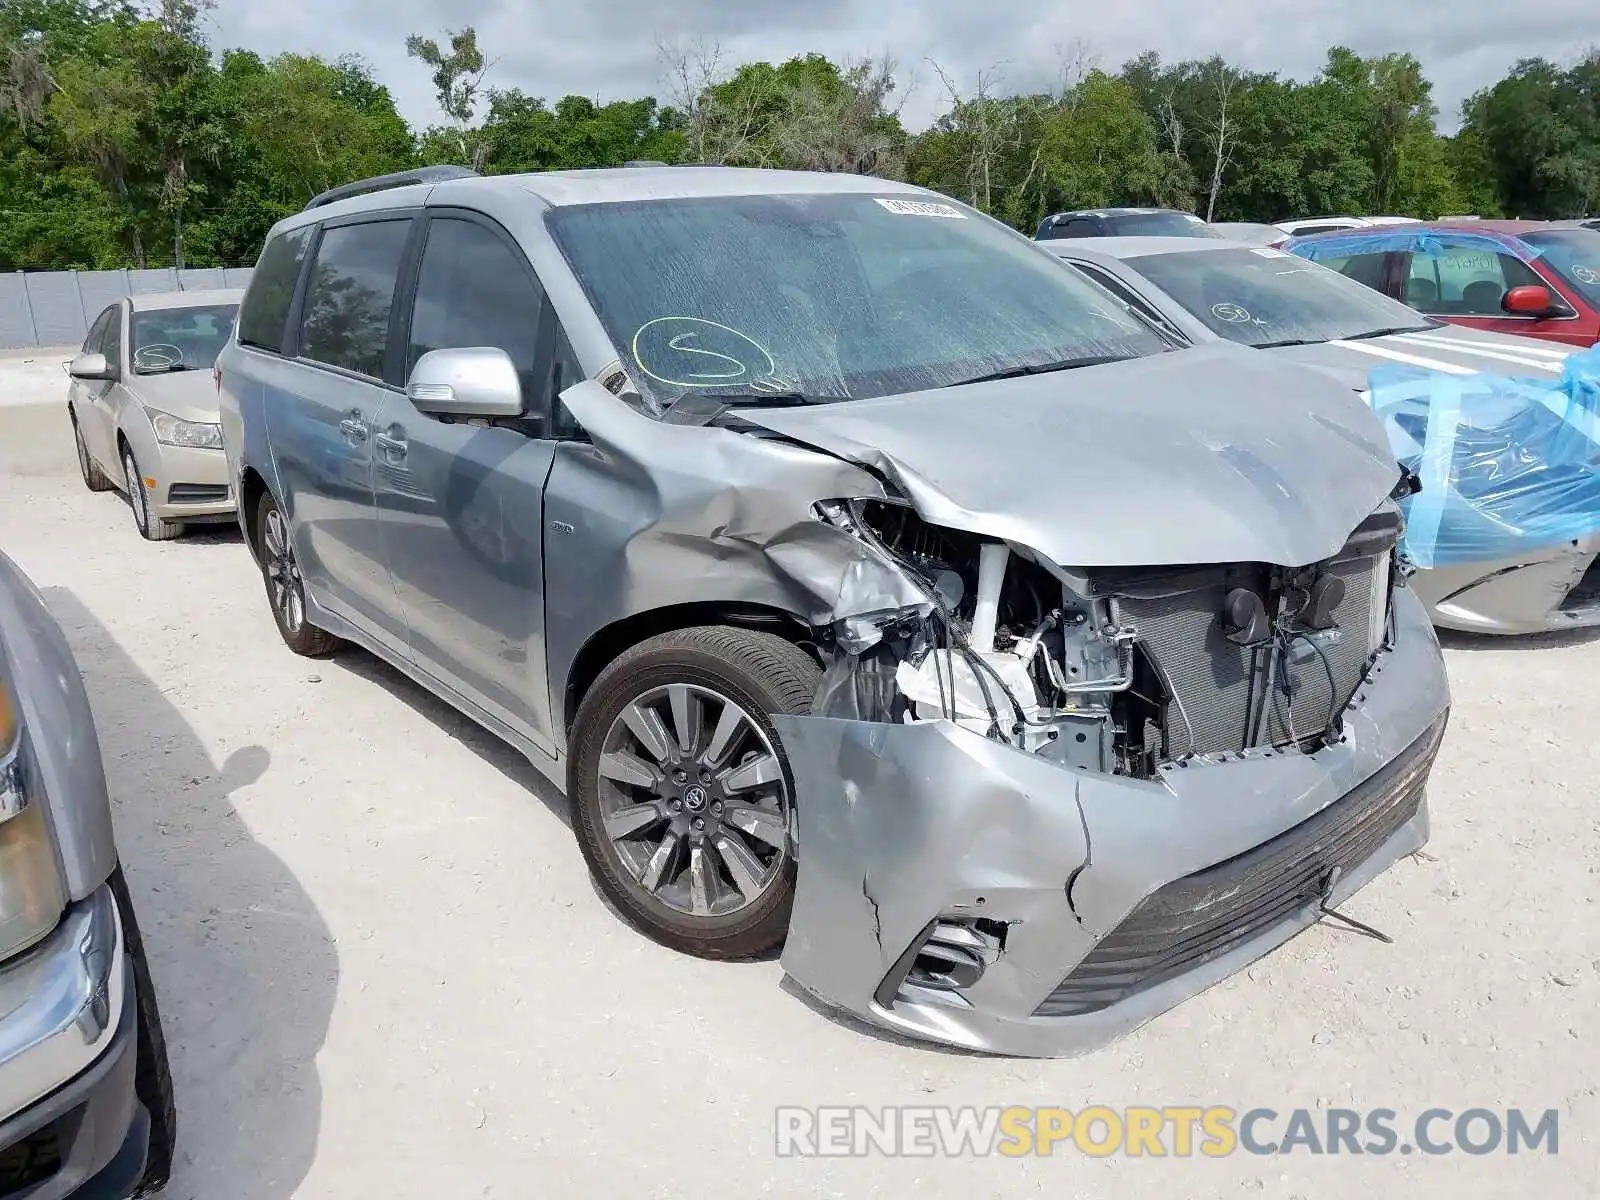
[123,451,148,535]
[597,683,791,918]
[262,506,305,634]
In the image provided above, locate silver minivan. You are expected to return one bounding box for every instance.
[217,165,1451,1056]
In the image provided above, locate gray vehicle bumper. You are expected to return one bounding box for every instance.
[1411,535,1600,635]
[0,886,147,1197]
[778,585,1450,1057]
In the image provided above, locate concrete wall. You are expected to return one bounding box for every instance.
[0,268,256,350]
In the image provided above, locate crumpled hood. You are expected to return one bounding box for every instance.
[127,369,220,423]
[739,342,1400,568]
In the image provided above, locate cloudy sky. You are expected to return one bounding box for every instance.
[211,0,1595,133]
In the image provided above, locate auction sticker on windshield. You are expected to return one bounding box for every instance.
[875,198,967,218]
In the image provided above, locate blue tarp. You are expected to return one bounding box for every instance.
[1366,345,1600,568]
[1286,228,1542,264]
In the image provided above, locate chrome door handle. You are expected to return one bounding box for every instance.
[338,415,368,443]
[374,429,407,463]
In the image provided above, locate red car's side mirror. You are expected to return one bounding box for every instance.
[1503,284,1554,316]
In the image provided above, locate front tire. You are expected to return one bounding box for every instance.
[255,492,340,657]
[121,446,183,541]
[569,627,820,959]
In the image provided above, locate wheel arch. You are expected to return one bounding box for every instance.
[561,602,817,738]
[238,466,271,564]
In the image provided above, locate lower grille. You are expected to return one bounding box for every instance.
[1033,717,1444,1019]
[167,483,229,504]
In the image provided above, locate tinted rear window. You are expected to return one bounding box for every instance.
[1106,212,1217,237]
[298,219,412,380]
[238,227,311,353]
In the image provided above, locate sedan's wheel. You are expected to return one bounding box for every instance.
[255,493,340,657]
[121,446,182,541]
[72,415,113,492]
[570,626,821,958]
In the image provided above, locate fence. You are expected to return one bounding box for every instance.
[0,267,256,350]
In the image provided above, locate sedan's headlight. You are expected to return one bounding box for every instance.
[148,409,223,450]
[0,680,67,960]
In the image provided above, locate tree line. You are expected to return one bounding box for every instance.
[3,0,1597,271]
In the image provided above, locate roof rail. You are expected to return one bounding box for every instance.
[304,165,479,212]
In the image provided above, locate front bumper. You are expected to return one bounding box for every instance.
[0,886,147,1197]
[778,585,1451,1057]
[1411,535,1600,634]
[145,444,232,522]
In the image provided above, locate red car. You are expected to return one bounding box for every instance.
[1285,220,1600,348]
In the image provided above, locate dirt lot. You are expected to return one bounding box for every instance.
[1,349,1596,1198]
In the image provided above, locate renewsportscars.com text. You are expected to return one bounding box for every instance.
[774,1105,1560,1158]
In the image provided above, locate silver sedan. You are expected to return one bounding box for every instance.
[67,289,241,541]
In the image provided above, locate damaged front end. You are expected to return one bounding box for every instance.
[779,496,1450,1057]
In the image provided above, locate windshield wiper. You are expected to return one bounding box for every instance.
[941,355,1131,389]
[1254,337,1327,349]
[1343,324,1436,341]
[661,389,827,426]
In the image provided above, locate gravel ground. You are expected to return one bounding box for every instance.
[1,352,1596,1198]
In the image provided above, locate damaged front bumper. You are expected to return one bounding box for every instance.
[777,586,1450,1057]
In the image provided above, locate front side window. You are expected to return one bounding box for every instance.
[407,218,545,403]
[238,226,311,353]
[1521,229,1600,309]
[1127,247,1436,347]
[299,219,412,379]
[1072,262,1187,341]
[546,192,1167,412]
[1319,251,1389,292]
[1411,246,1555,317]
[130,305,238,374]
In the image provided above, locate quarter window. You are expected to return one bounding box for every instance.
[238,226,311,353]
[406,218,545,405]
[299,220,412,379]
[102,303,122,368]
[82,307,113,356]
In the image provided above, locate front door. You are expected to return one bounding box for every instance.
[72,305,119,472]
[265,215,415,651]
[372,212,562,752]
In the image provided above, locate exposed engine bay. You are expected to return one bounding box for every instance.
[814,497,1404,778]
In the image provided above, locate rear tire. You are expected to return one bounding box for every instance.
[72,412,114,492]
[121,446,183,541]
[569,626,820,959]
[255,492,340,657]
[108,867,176,1198]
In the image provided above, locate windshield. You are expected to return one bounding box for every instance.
[545,193,1167,409]
[131,304,238,374]
[1106,211,1217,238]
[1522,229,1600,307]
[1128,247,1436,347]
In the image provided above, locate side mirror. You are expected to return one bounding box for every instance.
[1503,285,1555,316]
[406,347,524,419]
[68,351,115,381]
